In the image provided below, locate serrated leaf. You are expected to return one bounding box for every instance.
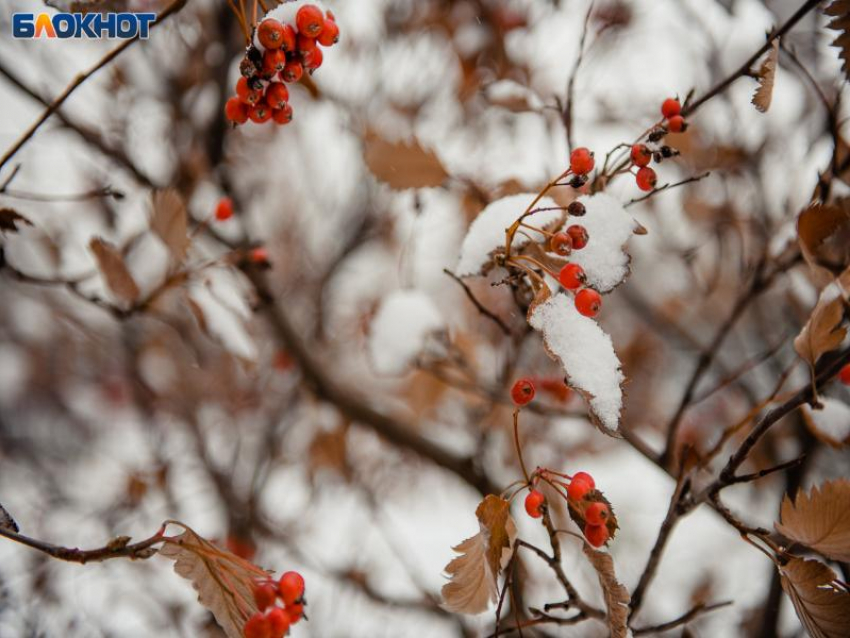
[528,293,624,434]
[582,544,630,638]
[90,238,139,304]
[159,525,269,638]
[793,293,846,367]
[779,557,850,638]
[752,39,779,113]
[441,495,517,614]
[825,0,850,84]
[775,480,850,562]
[798,199,850,285]
[364,132,448,190]
[150,189,189,264]
[0,502,18,533]
[0,208,33,233]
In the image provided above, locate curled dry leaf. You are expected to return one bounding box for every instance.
[582,544,630,638]
[793,290,846,369]
[0,502,18,533]
[775,479,850,562]
[798,199,850,285]
[89,237,140,304]
[779,556,850,638]
[441,495,517,614]
[159,523,270,638]
[752,39,779,113]
[363,132,448,190]
[150,189,189,264]
[0,208,33,233]
[825,0,850,84]
[528,293,624,434]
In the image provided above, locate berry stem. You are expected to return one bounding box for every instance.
[504,169,571,259]
[513,410,531,486]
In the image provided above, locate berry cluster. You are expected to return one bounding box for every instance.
[225,3,339,126]
[523,470,617,547]
[627,97,687,192]
[244,571,306,638]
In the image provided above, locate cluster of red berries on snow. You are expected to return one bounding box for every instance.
[225,4,339,126]
[244,571,306,638]
[524,470,616,547]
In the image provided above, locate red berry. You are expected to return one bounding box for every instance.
[566,224,588,250]
[572,471,595,488]
[296,4,324,37]
[317,18,339,46]
[272,104,294,125]
[636,166,657,192]
[510,378,535,406]
[585,502,610,526]
[278,571,305,606]
[558,263,586,290]
[265,83,289,109]
[839,363,850,385]
[630,144,651,168]
[303,46,324,72]
[661,97,681,119]
[524,489,545,518]
[286,602,304,624]
[567,479,592,501]
[248,101,272,124]
[225,97,249,124]
[250,247,269,264]
[575,288,601,318]
[539,377,572,402]
[215,197,234,221]
[257,18,285,50]
[263,49,287,75]
[280,23,297,52]
[266,608,290,637]
[570,147,595,175]
[584,523,609,547]
[297,33,317,55]
[281,59,303,83]
[550,232,573,256]
[667,115,686,133]
[244,613,271,638]
[236,76,262,105]
[253,582,278,612]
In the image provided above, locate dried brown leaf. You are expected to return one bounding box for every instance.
[798,199,850,284]
[775,480,850,562]
[0,502,18,533]
[159,524,269,638]
[752,39,779,113]
[793,294,846,367]
[779,557,850,638]
[89,238,139,304]
[150,189,189,263]
[364,132,448,190]
[0,208,33,233]
[825,0,850,84]
[582,544,630,638]
[441,495,516,614]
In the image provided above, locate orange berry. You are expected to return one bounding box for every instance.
[215,197,234,221]
[839,363,850,385]
[511,378,535,406]
[286,602,304,624]
[661,97,681,119]
[296,4,324,37]
[524,489,545,518]
[550,231,573,256]
[253,582,277,612]
[575,288,601,318]
[567,479,592,501]
[243,613,271,638]
[636,166,657,192]
[248,101,272,124]
[667,115,686,133]
[263,49,287,75]
[584,523,609,547]
[585,502,610,526]
[558,263,585,290]
[225,97,249,124]
[266,608,290,637]
[630,144,652,167]
[297,33,317,55]
[317,18,339,46]
[265,83,289,109]
[572,471,595,488]
[236,76,262,105]
[570,147,595,175]
[303,46,323,72]
[281,59,303,83]
[257,18,285,50]
[272,104,294,125]
[278,571,305,606]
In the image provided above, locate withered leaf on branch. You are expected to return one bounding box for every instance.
[793,293,846,368]
[0,502,18,533]
[798,199,850,284]
[752,39,779,113]
[150,189,189,264]
[363,132,448,190]
[582,544,630,638]
[825,0,850,84]
[775,479,850,562]
[441,495,516,614]
[779,557,850,638]
[89,238,140,304]
[159,524,269,638]
[0,208,33,233]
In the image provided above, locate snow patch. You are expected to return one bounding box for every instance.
[369,290,446,375]
[804,398,850,446]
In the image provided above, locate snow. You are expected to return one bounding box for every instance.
[253,0,329,51]
[529,293,624,434]
[804,399,850,446]
[456,193,561,277]
[569,193,640,293]
[368,290,447,375]
[188,279,258,362]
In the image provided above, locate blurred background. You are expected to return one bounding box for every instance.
[1,0,849,636]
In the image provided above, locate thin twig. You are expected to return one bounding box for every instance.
[562,3,595,152]
[632,600,732,635]
[0,525,166,564]
[625,172,710,207]
[444,268,512,335]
